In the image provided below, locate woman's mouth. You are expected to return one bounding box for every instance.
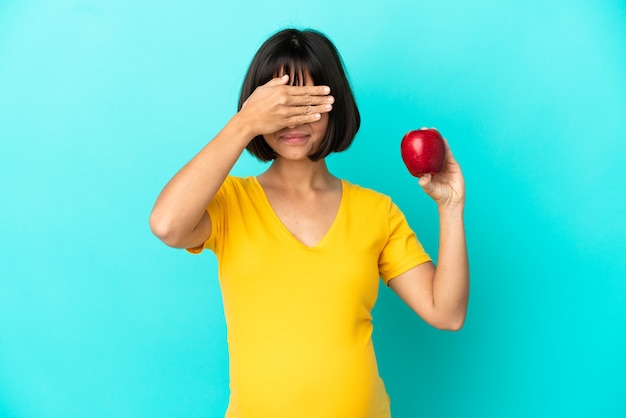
[279,132,309,145]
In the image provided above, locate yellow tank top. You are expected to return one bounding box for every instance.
[189,176,430,418]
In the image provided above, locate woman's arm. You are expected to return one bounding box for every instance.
[148,114,252,249]
[149,75,334,248]
[388,133,469,330]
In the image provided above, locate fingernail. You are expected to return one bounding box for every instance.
[323,87,330,94]
[324,104,332,110]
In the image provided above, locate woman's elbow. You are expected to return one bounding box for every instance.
[442,317,465,332]
[431,313,466,332]
[149,211,183,247]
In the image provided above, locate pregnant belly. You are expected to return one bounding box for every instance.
[226,342,391,418]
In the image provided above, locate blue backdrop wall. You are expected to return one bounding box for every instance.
[1,1,625,417]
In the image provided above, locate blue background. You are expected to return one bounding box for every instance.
[1,1,625,417]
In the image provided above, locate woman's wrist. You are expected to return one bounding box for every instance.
[226,112,257,146]
[437,202,465,223]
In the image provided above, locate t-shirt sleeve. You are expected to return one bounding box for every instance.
[185,177,231,255]
[378,200,432,285]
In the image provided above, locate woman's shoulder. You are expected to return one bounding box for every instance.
[342,179,393,207]
[211,176,261,202]
[221,175,258,190]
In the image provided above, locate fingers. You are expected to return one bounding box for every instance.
[250,76,333,131]
[285,86,333,116]
[287,84,331,97]
[265,74,290,87]
[286,90,333,117]
[302,103,333,115]
[265,75,332,102]
[294,94,334,107]
[265,75,331,98]
[418,173,432,188]
[265,77,333,110]
[276,102,331,130]
[284,112,323,127]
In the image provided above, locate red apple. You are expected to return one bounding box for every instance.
[400,128,446,177]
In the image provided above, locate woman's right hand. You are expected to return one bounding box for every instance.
[238,75,334,136]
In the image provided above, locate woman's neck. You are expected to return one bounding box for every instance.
[259,157,338,191]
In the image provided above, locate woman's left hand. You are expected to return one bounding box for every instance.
[418,133,465,210]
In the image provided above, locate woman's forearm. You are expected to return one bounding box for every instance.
[149,114,252,246]
[432,205,469,330]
